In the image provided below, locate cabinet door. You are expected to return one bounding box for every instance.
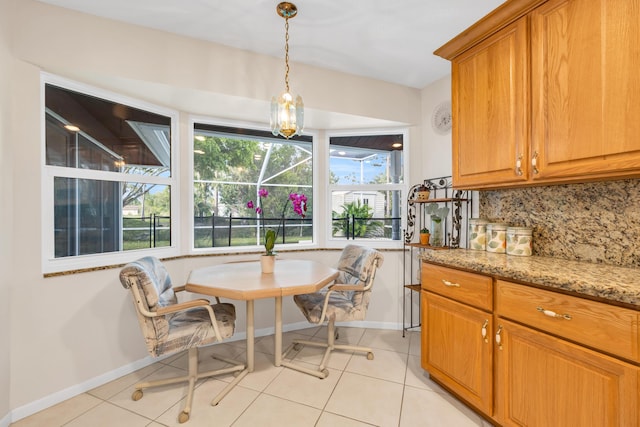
[495,318,639,427]
[452,17,529,189]
[421,291,493,415]
[531,0,640,182]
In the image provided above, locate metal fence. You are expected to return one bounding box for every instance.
[123,214,402,250]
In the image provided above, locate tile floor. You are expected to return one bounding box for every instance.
[11,327,494,427]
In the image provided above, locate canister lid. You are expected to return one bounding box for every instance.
[486,222,508,230]
[507,226,533,234]
[469,218,490,224]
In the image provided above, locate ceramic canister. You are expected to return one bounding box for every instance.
[507,226,533,256]
[468,218,489,250]
[486,223,508,253]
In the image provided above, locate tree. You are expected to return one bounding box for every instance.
[332,200,383,238]
[193,136,259,216]
[121,166,169,207]
[144,187,171,216]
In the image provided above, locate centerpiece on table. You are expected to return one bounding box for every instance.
[246,188,307,273]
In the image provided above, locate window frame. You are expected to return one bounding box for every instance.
[41,73,180,274]
[325,128,408,249]
[187,116,319,255]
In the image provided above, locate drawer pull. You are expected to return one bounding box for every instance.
[442,279,461,288]
[481,319,489,343]
[536,306,572,320]
[495,325,503,350]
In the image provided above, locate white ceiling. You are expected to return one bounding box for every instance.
[36,0,505,89]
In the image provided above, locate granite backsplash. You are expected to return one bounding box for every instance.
[479,179,640,268]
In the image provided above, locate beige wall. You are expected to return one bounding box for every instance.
[4,0,448,421]
[0,0,13,422]
[420,74,453,179]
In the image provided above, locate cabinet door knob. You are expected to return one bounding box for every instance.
[442,279,460,287]
[531,151,539,174]
[515,154,523,176]
[536,306,572,320]
[481,319,489,343]
[495,325,503,350]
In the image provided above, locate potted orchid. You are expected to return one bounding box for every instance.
[247,188,307,271]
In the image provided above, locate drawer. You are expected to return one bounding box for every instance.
[422,263,492,311]
[496,280,640,362]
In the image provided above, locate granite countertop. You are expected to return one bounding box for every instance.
[419,249,640,309]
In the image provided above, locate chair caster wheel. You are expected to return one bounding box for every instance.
[178,411,190,423]
[320,369,329,379]
[367,352,374,360]
[131,389,143,401]
[293,343,302,351]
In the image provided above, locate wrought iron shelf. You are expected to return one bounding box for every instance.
[404,284,421,293]
[402,176,473,337]
[405,243,452,250]
[408,197,469,205]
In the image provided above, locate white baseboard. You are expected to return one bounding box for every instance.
[9,321,402,422]
[10,354,157,422]
[0,412,10,427]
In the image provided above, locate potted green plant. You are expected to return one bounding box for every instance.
[419,227,430,245]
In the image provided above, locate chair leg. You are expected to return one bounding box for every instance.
[284,320,375,379]
[210,368,248,406]
[179,347,199,423]
[130,346,246,423]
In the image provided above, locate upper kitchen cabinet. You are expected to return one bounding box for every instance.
[436,0,640,189]
[530,0,640,182]
[449,17,529,188]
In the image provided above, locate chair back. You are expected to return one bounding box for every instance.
[336,244,384,309]
[119,256,177,355]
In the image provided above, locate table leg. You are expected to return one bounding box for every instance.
[275,296,282,366]
[246,299,254,372]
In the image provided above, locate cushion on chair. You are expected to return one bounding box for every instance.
[156,302,236,356]
[294,245,383,324]
[120,257,177,347]
[336,245,384,307]
[336,244,384,283]
[294,289,368,324]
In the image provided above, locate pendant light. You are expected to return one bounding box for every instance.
[270,2,304,139]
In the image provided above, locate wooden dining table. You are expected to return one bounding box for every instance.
[185,259,339,374]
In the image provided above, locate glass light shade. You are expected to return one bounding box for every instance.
[270,91,304,138]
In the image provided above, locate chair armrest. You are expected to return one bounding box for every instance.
[156,299,210,315]
[156,298,226,341]
[174,285,220,303]
[328,283,366,292]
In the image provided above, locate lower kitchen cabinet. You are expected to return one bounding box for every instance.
[421,290,493,415]
[421,262,640,426]
[495,318,639,427]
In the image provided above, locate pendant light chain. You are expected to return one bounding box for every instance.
[270,2,303,139]
[284,17,290,93]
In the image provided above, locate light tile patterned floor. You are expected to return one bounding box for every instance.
[11,328,494,427]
